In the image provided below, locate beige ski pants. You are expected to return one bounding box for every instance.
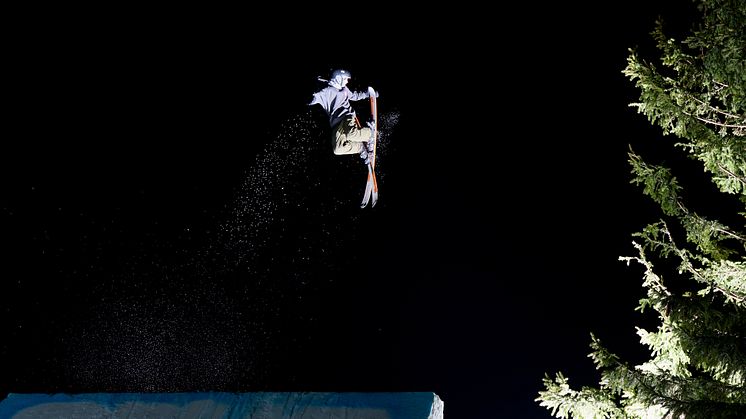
[333,117,373,155]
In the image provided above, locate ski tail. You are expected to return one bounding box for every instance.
[360,164,374,208]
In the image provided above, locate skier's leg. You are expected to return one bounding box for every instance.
[333,118,373,164]
[365,120,376,152]
[333,120,364,155]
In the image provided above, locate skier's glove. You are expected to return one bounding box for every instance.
[368,86,379,98]
[359,149,371,165]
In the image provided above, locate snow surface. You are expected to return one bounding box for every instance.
[0,392,443,419]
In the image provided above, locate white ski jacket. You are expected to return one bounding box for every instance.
[310,85,371,129]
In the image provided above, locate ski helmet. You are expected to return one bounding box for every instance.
[331,69,352,80]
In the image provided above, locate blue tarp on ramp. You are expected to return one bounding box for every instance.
[0,392,444,418]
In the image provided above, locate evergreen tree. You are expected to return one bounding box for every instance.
[536,0,746,417]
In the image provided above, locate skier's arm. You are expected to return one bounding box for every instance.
[310,89,331,109]
[348,88,370,101]
[349,86,379,101]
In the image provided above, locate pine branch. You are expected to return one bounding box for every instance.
[690,95,743,120]
[715,163,746,191]
[651,289,746,384]
[628,149,745,257]
[683,111,746,129]
[536,372,625,418]
[653,222,746,305]
[593,335,746,417]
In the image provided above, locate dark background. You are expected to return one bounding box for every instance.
[2,2,723,418]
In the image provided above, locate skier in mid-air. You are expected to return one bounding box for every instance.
[310,69,379,165]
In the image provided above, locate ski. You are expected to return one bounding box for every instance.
[360,93,379,208]
[361,163,374,207]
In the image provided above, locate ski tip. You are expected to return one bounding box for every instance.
[360,176,373,208]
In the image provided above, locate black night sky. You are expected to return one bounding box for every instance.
[2,2,711,418]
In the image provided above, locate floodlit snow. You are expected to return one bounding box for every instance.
[59,109,399,390]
